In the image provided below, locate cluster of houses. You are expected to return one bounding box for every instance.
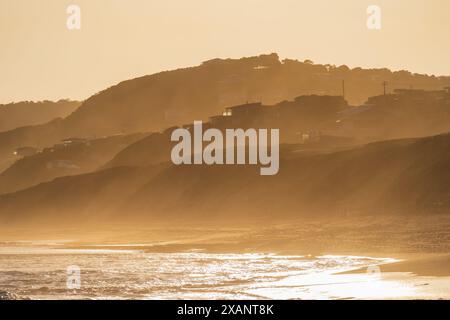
[12,87,450,158]
[201,88,450,143]
[206,95,348,143]
[365,87,450,107]
[13,137,89,157]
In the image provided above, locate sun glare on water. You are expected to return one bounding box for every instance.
[1,245,438,300]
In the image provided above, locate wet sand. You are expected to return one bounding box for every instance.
[340,254,450,277]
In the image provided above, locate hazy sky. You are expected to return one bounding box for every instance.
[1,0,449,103]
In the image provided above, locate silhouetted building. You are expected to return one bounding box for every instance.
[61,137,89,146]
[13,146,39,157]
[224,102,263,117]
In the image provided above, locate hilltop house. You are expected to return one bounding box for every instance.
[61,137,89,146]
[223,102,264,117]
[13,146,39,157]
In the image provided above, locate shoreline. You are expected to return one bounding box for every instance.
[1,243,449,300]
[339,253,450,277]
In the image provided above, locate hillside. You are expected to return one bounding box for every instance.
[1,133,450,228]
[0,53,449,171]
[0,100,80,132]
[0,133,147,194]
[58,53,450,137]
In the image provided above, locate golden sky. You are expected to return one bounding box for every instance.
[0,0,449,103]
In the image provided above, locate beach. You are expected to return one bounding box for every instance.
[1,218,449,300]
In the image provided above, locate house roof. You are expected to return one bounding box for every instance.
[61,137,88,142]
[227,102,262,110]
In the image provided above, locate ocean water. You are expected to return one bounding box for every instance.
[0,244,406,300]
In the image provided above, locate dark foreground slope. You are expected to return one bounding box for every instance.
[1,133,450,228]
